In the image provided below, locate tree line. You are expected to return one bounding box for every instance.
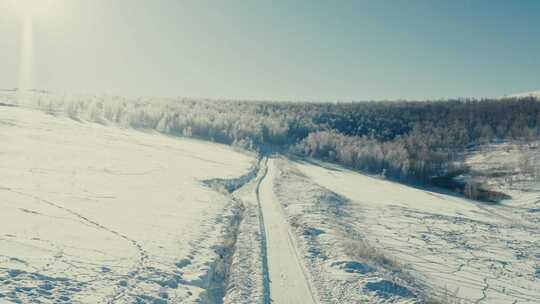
[17,92,540,185]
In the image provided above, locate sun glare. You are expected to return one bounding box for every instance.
[11,0,47,102]
[11,0,52,15]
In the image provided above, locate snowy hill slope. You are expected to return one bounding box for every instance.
[0,106,254,303]
[1,93,539,304]
[280,157,540,303]
[506,90,540,99]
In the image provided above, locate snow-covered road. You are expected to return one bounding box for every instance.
[258,158,316,304]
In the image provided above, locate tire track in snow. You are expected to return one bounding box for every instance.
[254,158,271,304]
[258,158,318,304]
[202,157,268,303]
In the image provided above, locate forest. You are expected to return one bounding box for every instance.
[18,92,540,193]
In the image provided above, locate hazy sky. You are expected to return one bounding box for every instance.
[1,0,539,101]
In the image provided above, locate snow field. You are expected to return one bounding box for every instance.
[0,106,254,303]
[293,158,540,303]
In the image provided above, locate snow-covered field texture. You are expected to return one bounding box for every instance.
[0,105,256,303]
[272,153,540,303]
[1,92,539,304]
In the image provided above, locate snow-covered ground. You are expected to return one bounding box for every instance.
[273,156,540,303]
[1,95,539,304]
[464,142,540,244]
[222,159,267,304]
[0,106,254,303]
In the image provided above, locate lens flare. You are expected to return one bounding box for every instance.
[11,0,51,15]
[11,0,55,102]
[18,13,33,101]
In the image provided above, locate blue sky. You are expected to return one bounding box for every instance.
[0,0,539,101]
